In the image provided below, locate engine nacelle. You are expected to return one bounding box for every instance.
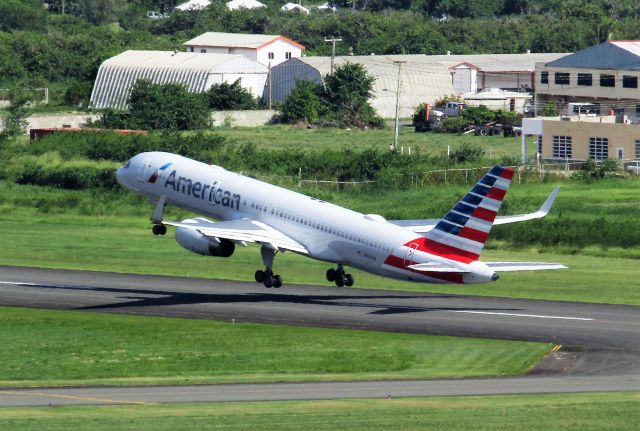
[175,222,235,258]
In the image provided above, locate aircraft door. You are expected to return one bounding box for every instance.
[137,159,152,182]
[404,242,419,267]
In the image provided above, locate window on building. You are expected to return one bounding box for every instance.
[577,73,592,86]
[623,75,638,88]
[540,71,549,84]
[285,52,292,59]
[552,136,572,159]
[268,52,274,60]
[537,135,542,154]
[200,49,206,53]
[554,72,570,85]
[635,140,640,158]
[190,47,194,52]
[600,74,615,87]
[589,137,609,160]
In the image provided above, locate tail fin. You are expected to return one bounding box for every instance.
[422,166,514,263]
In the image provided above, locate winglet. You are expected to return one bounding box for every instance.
[493,187,559,225]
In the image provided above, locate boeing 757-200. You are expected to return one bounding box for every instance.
[116,152,565,288]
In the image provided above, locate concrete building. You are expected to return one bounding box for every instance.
[90,50,268,110]
[269,55,455,118]
[175,0,211,11]
[522,116,640,162]
[535,41,640,122]
[183,32,304,67]
[430,53,567,95]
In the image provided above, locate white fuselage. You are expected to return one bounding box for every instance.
[117,152,495,284]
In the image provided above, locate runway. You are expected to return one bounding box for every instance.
[0,265,639,406]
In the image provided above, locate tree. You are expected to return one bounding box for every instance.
[77,0,126,25]
[0,0,46,31]
[321,62,381,128]
[281,80,322,124]
[206,79,259,110]
[1,98,30,138]
[127,80,211,131]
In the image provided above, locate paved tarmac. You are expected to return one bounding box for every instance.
[0,266,638,406]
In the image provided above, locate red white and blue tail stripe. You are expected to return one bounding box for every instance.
[420,165,514,263]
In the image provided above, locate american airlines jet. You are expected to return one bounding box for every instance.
[116,152,565,288]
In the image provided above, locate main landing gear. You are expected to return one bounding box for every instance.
[152,224,167,235]
[326,264,354,287]
[255,245,283,288]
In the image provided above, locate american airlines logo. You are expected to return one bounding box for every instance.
[163,169,241,210]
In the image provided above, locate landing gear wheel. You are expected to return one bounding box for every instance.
[326,268,337,282]
[264,275,274,288]
[335,273,346,287]
[345,274,354,287]
[152,224,166,236]
[273,275,282,288]
[255,270,265,283]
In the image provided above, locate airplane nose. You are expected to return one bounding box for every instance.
[116,167,124,185]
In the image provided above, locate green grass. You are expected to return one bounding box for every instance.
[211,124,535,158]
[0,393,638,430]
[0,307,550,387]
[0,212,638,305]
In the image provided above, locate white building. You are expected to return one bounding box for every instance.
[90,50,268,110]
[175,0,211,11]
[270,55,455,118]
[226,0,265,11]
[183,32,304,67]
[430,53,568,95]
[280,2,309,14]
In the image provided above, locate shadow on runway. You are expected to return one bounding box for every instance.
[14,282,523,316]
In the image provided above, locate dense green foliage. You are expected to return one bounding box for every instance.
[281,80,323,124]
[3,0,640,112]
[282,63,382,128]
[205,79,261,110]
[127,80,211,130]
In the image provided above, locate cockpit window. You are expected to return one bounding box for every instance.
[122,160,132,169]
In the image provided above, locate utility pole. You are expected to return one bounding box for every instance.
[324,37,342,72]
[268,62,272,110]
[392,61,405,152]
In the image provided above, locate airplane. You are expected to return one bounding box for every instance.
[116,152,566,288]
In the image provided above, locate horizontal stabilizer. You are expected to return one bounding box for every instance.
[407,263,469,273]
[485,262,568,272]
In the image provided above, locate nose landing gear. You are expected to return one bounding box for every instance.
[326,264,354,287]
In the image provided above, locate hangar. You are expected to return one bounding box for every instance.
[90,50,268,110]
[269,55,455,118]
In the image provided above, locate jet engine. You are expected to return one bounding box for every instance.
[175,223,235,257]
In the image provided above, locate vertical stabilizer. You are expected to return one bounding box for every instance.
[422,166,514,263]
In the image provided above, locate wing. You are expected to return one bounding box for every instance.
[484,262,568,272]
[163,217,309,254]
[389,187,560,234]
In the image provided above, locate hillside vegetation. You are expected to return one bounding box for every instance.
[2,1,640,109]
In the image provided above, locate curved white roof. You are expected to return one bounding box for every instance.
[90,50,267,109]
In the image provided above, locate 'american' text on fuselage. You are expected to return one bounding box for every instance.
[164,170,240,210]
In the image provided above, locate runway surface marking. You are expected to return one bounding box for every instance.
[0,280,595,322]
[0,390,149,405]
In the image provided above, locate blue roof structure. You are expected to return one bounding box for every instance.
[547,41,640,70]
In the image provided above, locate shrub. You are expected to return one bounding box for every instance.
[64,81,93,107]
[449,142,485,163]
[441,116,467,133]
[281,80,322,124]
[462,105,496,126]
[206,79,260,110]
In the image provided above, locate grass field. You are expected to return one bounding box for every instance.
[1,393,638,430]
[0,213,638,305]
[211,124,536,158]
[0,307,550,387]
